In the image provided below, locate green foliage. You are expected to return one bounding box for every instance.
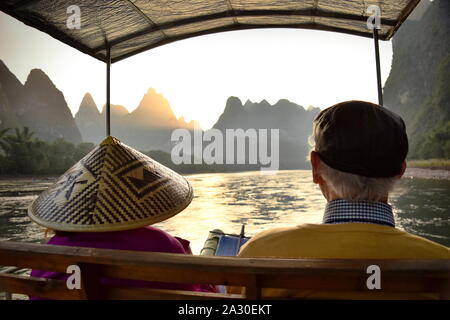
[410,122,450,159]
[408,158,450,169]
[384,0,450,160]
[0,128,11,174]
[408,55,450,160]
[0,127,227,176]
[0,127,94,176]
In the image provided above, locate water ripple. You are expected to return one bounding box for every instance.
[1,171,449,254]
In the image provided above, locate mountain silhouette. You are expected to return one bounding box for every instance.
[75,87,195,149]
[0,60,22,130]
[125,88,177,128]
[0,60,82,143]
[74,93,103,143]
[101,103,129,118]
[384,0,449,159]
[1,60,321,169]
[211,96,320,169]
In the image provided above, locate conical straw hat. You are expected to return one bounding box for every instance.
[28,136,193,232]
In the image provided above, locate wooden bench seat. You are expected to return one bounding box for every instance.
[0,241,449,300]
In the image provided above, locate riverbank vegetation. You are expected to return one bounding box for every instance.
[0,127,94,176]
[0,127,213,176]
[407,159,450,170]
[1,127,449,177]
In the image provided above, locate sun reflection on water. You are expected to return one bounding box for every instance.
[1,171,449,254]
[155,170,326,254]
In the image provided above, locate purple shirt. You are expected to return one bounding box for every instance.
[30,226,216,299]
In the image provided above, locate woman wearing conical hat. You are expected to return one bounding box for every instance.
[28,136,216,298]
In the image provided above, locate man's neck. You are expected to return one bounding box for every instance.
[326,195,389,204]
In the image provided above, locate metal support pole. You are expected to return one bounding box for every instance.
[106,46,111,136]
[373,28,383,106]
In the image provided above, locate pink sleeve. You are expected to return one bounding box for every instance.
[174,236,191,253]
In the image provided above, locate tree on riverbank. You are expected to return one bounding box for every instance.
[0,127,94,176]
[0,127,215,176]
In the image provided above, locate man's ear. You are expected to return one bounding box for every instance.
[397,160,407,178]
[310,151,322,184]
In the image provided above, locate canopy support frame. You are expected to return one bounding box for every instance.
[106,46,111,136]
[0,1,422,64]
[373,28,383,106]
[92,9,397,55]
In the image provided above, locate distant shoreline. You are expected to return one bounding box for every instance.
[1,167,449,181]
[404,167,450,181]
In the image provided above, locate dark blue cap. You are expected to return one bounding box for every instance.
[313,100,408,178]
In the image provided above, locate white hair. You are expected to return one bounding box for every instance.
[317,160,399,201]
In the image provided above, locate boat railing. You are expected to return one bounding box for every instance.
[0,266,30,300]
[0,241,449,300]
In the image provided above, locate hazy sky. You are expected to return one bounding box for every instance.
[0,11,394,130]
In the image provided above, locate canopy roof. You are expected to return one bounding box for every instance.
[1,0,420,63]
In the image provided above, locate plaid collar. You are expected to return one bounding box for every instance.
[323,199,395,227]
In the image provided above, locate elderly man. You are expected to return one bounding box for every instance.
[232,100,449,298]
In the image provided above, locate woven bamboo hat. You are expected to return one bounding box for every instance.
[28,136,193,232]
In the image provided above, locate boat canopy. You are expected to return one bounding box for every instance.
[1,0,420,63]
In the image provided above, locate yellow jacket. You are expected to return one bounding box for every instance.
[229,223,450,299]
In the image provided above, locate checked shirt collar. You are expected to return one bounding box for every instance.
[323,199,395,228]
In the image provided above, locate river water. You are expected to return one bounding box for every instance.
[0,170,449,254]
